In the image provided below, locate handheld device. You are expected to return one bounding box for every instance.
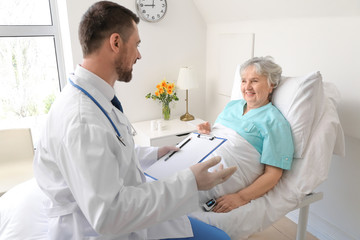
[203,198,216,212]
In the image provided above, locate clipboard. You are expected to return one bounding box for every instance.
[145,132,227,180]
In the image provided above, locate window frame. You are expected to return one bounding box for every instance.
[0,0,67,90]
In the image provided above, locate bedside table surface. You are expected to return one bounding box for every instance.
[132,118,204,140]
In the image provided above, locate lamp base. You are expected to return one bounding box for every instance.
[180,112,195,121]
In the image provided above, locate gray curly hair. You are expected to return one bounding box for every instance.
[240,56,282,89]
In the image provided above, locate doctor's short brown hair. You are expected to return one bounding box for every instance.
[79,1,140,57]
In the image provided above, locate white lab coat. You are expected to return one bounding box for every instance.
[33,66,199,239]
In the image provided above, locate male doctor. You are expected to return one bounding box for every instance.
[33,1,236,239]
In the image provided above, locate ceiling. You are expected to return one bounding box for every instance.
[193,0,360,24]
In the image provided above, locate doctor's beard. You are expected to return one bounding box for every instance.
[116,65,132,83]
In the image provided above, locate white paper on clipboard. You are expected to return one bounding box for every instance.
[145,132,227,181]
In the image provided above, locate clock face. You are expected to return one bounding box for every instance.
[136,0,167,23]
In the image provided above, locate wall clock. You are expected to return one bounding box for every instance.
[135,0,167,23]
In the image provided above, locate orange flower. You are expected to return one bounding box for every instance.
[167,84,174,92]
[161,80,167,88]
[145,79,179,104]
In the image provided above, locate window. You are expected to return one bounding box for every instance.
[0,0,66,143]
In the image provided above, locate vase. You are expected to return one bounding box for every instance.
[162,102,170,120]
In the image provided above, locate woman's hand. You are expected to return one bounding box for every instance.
[212,193,248,213]
[197,121,211,134]
[212,165,283,213]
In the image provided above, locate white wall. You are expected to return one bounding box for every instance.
[64,0,207,123]
[205,17,360,240]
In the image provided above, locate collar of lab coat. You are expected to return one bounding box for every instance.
[72,65,116,115]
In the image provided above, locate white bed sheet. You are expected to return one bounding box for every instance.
[0,178,47,239]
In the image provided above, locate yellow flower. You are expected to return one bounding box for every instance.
[167,89,172,94]
[155,91,159,97]
[159,88,164,94]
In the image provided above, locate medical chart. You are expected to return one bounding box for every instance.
[145,132,227,180]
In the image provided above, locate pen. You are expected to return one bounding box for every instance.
[116,135,126,146]
[164,137,192,161]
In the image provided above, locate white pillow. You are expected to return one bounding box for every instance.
[231,68,325,158]
[272,71,325,158]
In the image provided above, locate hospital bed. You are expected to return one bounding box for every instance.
[0,71,344,239]
[189,70,345,239]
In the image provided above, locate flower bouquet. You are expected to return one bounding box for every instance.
[145,78,179,120]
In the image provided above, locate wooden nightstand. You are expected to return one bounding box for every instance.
[132,118,205,147]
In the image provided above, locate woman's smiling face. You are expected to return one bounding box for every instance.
[241,65,274,110]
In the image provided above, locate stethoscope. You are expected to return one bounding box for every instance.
[69,79,136,146]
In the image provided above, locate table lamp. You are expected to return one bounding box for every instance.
[177,67,199,121]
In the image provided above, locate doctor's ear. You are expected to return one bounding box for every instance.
[110,33,122,52]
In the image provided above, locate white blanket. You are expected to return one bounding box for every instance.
[198,123,262,203]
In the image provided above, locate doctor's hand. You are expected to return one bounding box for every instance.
[158,146,179,159]
[197,121,211,135]
[190,156,237,191]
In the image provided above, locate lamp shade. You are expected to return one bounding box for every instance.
[177,67,199,90]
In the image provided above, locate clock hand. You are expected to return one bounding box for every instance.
[144,0,155,7]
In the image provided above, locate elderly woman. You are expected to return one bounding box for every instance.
[197,56,294,213]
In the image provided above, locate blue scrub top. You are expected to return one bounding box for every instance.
[215,99,294,170]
